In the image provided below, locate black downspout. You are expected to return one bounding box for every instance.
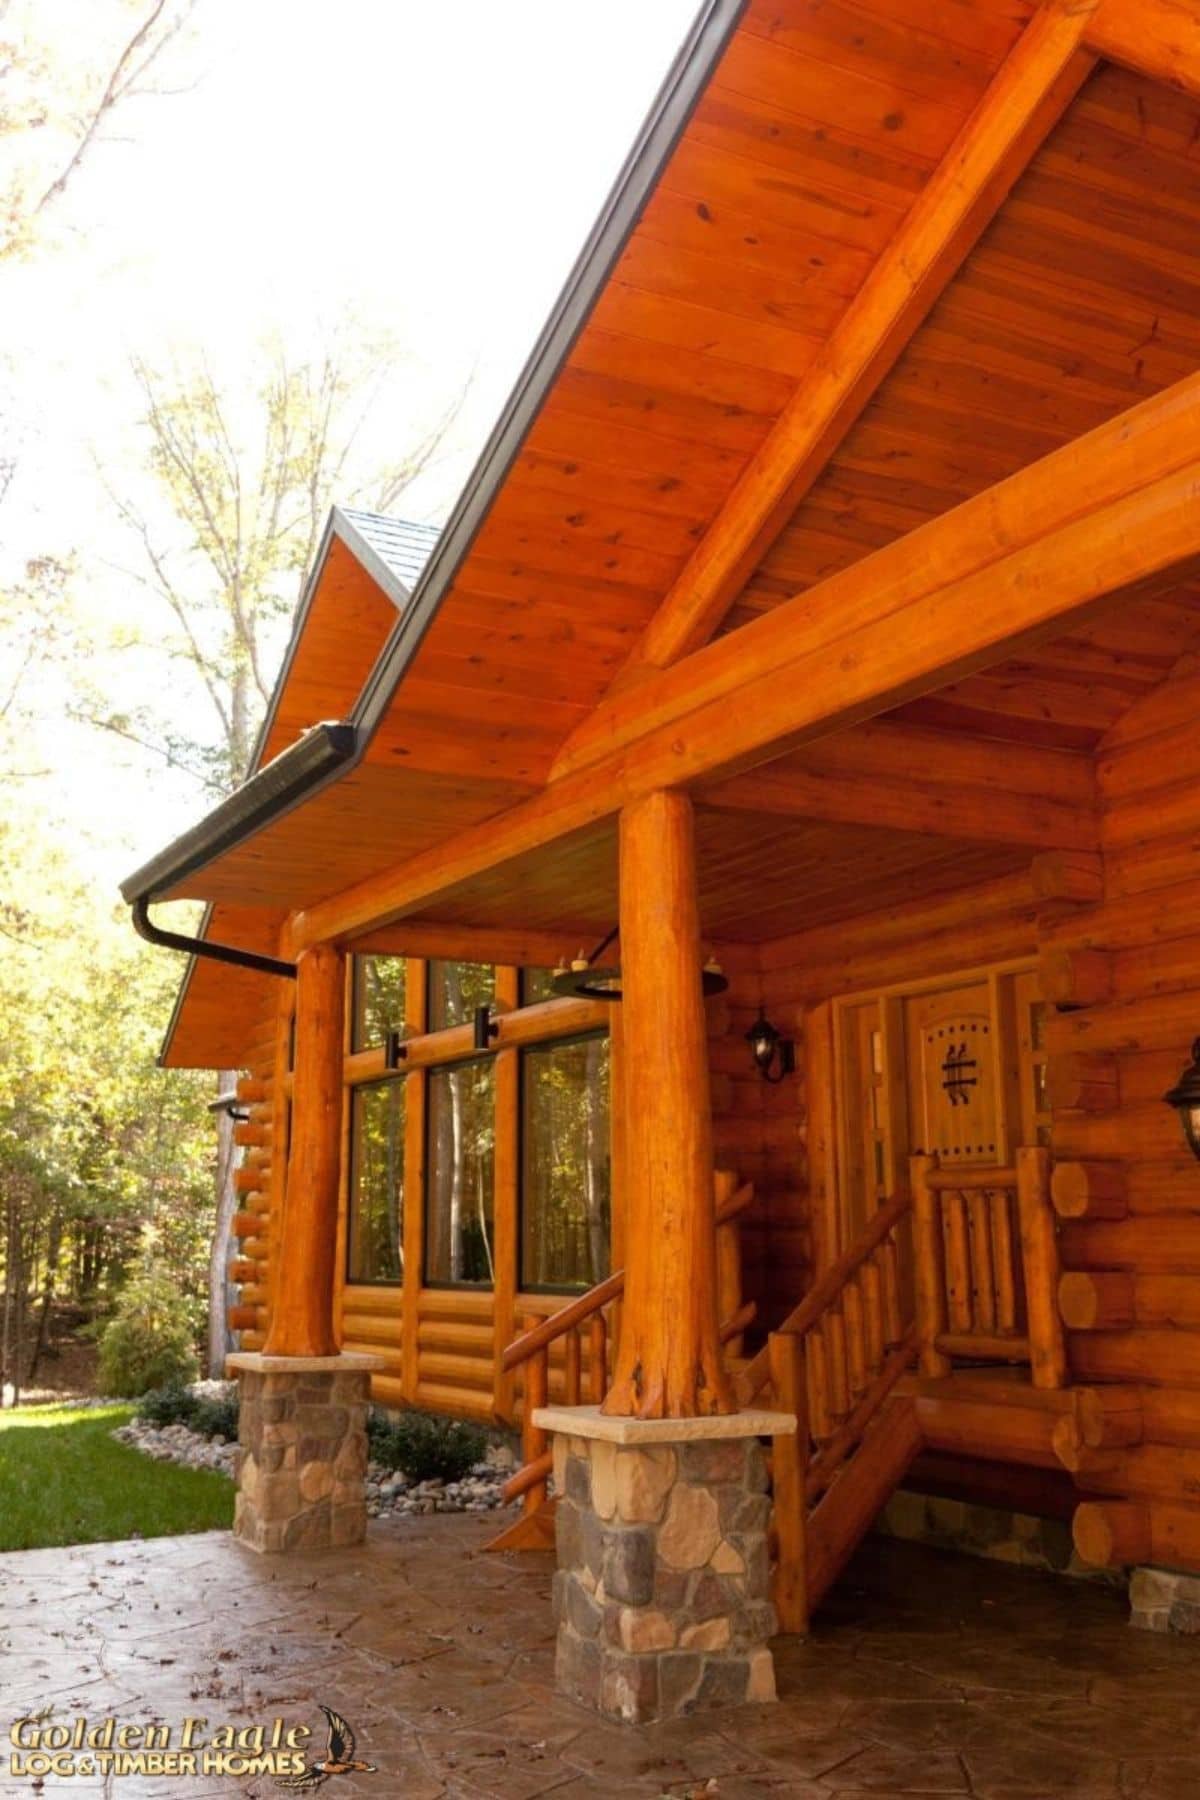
[131,894,297,980]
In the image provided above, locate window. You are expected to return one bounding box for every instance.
[348,1079,406,1284]
[521,1033,611,1290]
[429,960,494,1031]
[352,955,407,1052]
[520,967,559,1006]
[425,1058,496,1285]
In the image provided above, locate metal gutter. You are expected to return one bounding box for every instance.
[122,0,747,913]
[120,720,357,905]
[132,894,296,980]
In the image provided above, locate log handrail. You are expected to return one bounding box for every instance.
[493,1174,755,1528]
[754,1193,919,1635]
[501,1179,753,1374]
[737,1189,912,1404]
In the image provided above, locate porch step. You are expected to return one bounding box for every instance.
[804,1396,922,1615]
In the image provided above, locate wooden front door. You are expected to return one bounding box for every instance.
[833,962,1042,1256]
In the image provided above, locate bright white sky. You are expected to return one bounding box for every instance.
[5,0,698,889]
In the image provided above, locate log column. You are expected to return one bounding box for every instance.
[263,942,345,1358]
[603,789,732,1419]
[231,942,383,1554]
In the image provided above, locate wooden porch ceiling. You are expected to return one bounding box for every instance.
[159,0,1200,962]
[370,809,1030,950]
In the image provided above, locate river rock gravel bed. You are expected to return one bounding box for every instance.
[112,1414,518,1519]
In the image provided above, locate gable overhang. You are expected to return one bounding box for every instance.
[120,0,750,922]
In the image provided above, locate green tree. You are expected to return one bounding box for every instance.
[0,814,211,1402]
[76,336,464,1370]
[0,0,198,263]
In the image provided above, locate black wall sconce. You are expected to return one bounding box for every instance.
[746,1010,794,1084]
[1165,1038,1200,1161]
[473,1004,501,1052]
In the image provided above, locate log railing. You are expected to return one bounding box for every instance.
[911,1146,1066,1389]
[490,1174,755,1546]
[737,1188,918,1632]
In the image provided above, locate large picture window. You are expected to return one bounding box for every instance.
[426,1058,496,1285]
[429,960,494,1032]
[348,1078,406,1284]
[521,1033,610,1290]
[352,955,407,1052]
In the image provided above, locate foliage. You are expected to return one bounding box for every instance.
[0,816,213,1403]
[366,1408,486,1483]
[190,1388,238,1439]
[85,339,464,793]
[97,1258,200,1395]
[0,0,198,263]
[0,1402,232,1550]
[134,1381,236,1437]
[134,1380,197,1427]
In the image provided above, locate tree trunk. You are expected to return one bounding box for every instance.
[27,1209,63,1384]
[207,1070,239,1376]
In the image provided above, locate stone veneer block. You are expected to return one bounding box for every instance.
[228,1352,383,1555]
[1130,1565,1200,1633]
[547,1409,778,1724]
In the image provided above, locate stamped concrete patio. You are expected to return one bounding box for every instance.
[5,1517,1200,1798]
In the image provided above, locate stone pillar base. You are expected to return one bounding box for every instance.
[534,1404,794,1724]
[1130,1565,1200,1633]
[227,1352,384,1554]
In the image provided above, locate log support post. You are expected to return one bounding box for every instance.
[229,942,383,1554]
[603,789,732,1419]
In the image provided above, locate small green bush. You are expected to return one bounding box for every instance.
[367,1408,486,1482]
[190,1392,239,1440]
[136,1383,199,1428]
[98,1263,199,1397]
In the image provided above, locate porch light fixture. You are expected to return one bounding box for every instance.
[1165,1038,1200,1161]
[548,926,728,1003]
[746,1010,794,1084]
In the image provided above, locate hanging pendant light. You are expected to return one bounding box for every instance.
[548,926,727,1002]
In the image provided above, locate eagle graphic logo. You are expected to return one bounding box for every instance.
[275,1706,377,1790]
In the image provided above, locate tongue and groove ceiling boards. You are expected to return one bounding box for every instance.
[156,0,1200,958]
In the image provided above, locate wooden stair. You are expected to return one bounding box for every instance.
[490,1151,1068,1632]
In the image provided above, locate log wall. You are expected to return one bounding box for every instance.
[1042,659,1200,1565]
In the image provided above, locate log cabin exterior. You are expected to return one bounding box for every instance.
[124,0,1200,1713]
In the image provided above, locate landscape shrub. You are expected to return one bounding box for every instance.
[97,1263,199,1396]
[135,1382,199,1428]
[367,1408,486,1481]
[190,1391,239,1440]
[136,1384,239,1439]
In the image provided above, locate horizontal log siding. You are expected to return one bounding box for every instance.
[1046,662,1200,1564]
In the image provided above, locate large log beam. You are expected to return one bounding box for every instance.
[587,1,1097,684]
[601,790,732,1419]
[1086,0,1200,102]
[262,943,345,1357]
[292,368,1200,952]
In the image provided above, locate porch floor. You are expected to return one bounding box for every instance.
[6,1519,1200,1798]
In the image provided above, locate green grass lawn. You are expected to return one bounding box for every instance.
[0,1403,234,1551]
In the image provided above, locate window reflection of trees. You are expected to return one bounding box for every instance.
[429,960,494,1031]
[427,1059,496,1285]
[352,956,407,1052]
[348,1079,405,1283]
[522,1034,611,1290]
